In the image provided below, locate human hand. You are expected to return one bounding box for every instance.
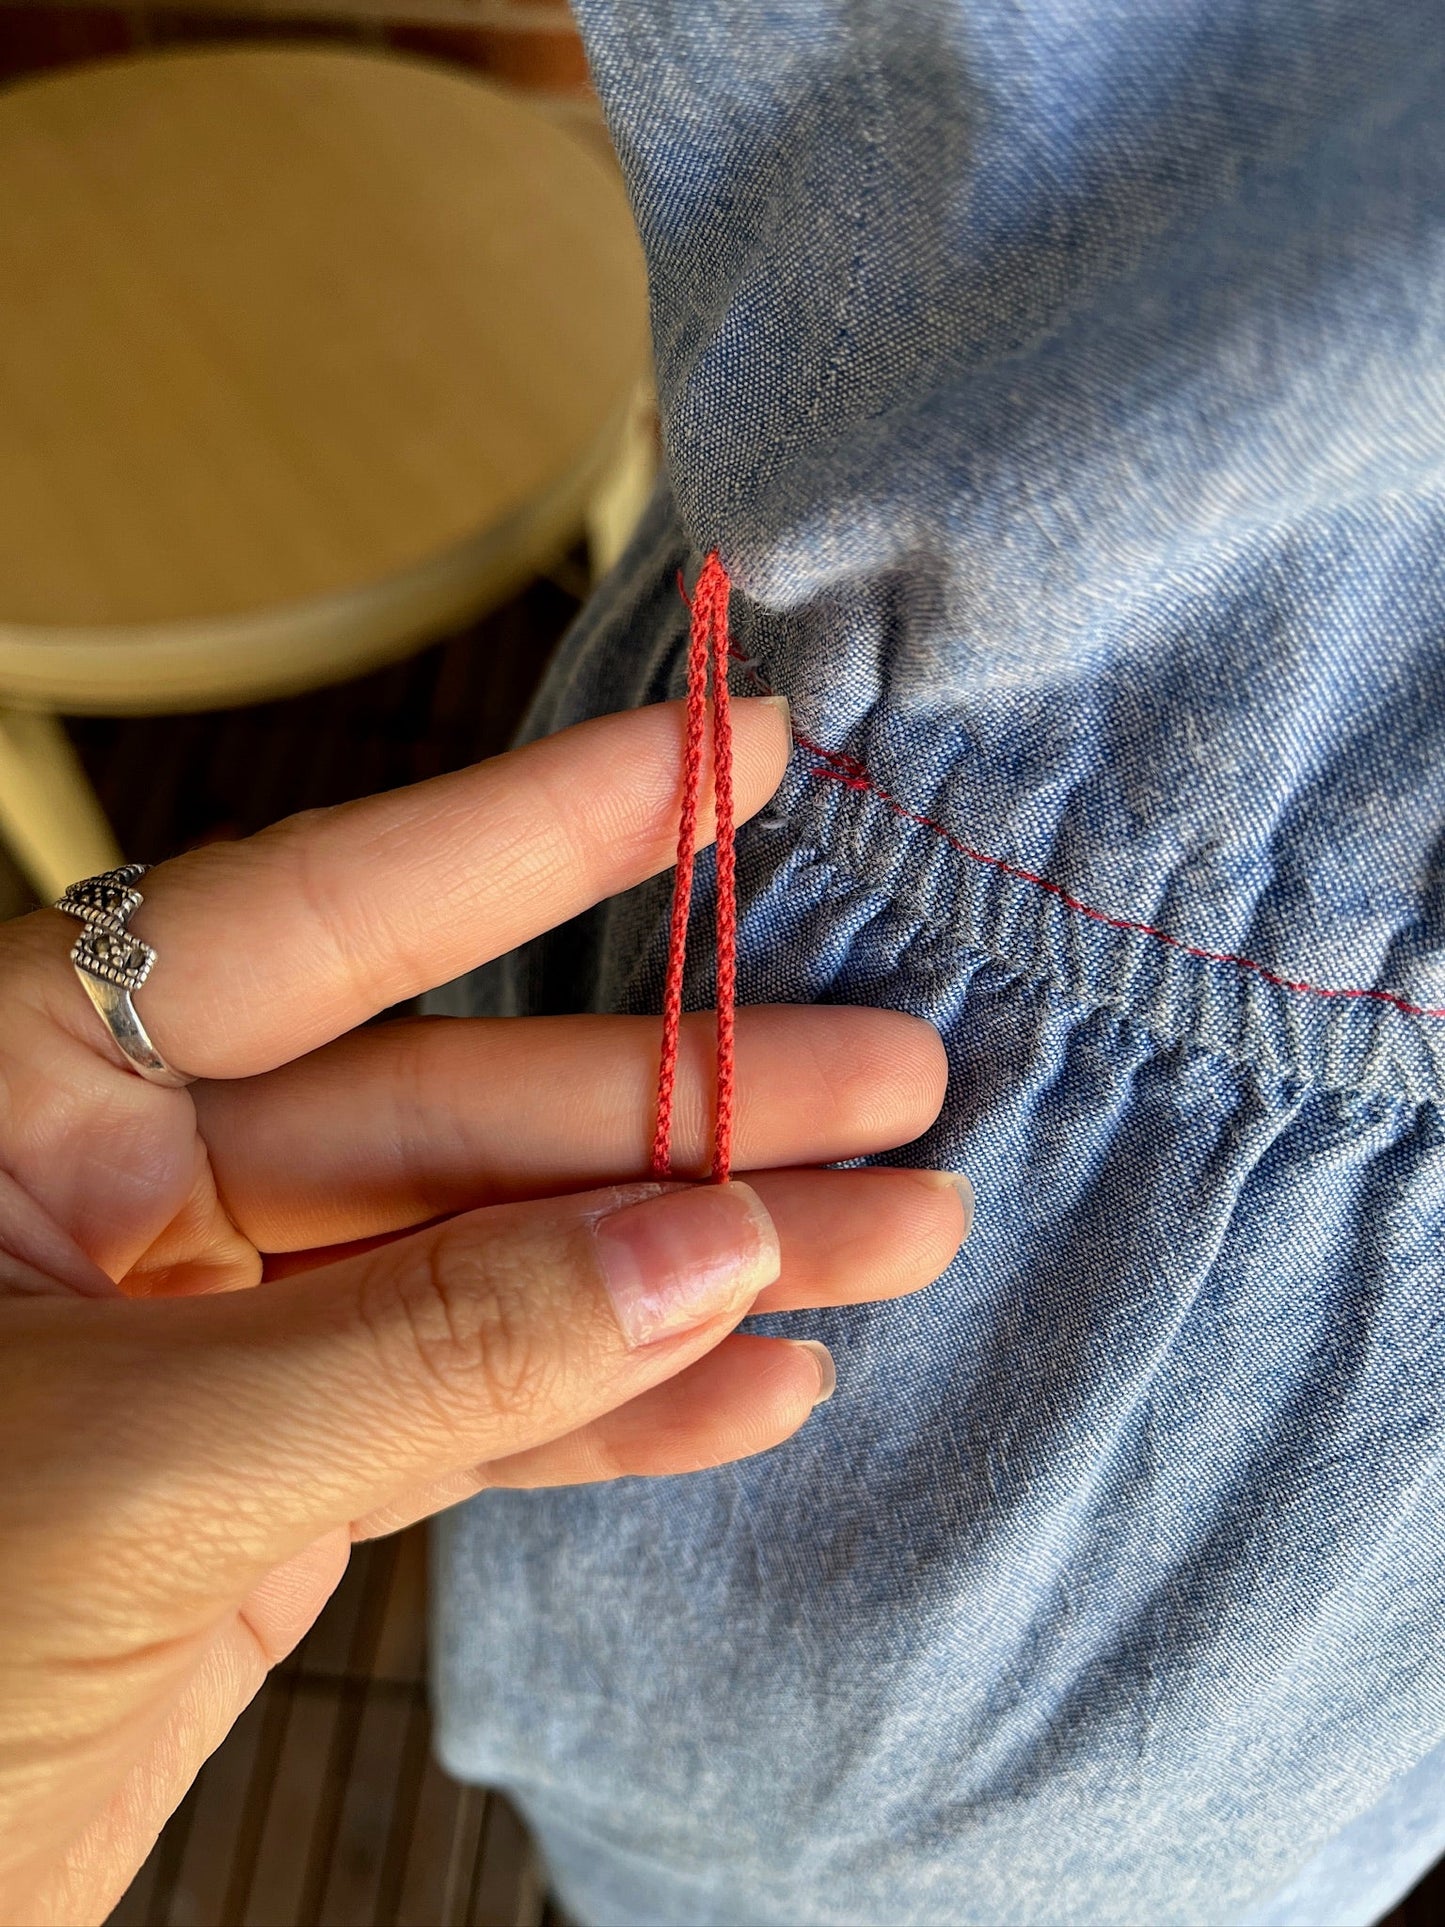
[0,697,966,1924]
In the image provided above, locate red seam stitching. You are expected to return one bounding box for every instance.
[715,592,1441,1023]
[796,736,1445,1024]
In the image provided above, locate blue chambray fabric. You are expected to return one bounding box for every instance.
[426,4,1445,1921]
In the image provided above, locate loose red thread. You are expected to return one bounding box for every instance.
[652,551,738,1183]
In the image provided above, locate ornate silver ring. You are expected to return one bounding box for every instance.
[54,864,193,1088]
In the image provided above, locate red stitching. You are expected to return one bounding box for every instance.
[796,736,1445,1023]
[698,582,1441,1026]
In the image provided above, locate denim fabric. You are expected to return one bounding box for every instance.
[427,4,1445,1921]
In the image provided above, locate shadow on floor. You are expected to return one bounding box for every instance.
[108,1531,569,1927]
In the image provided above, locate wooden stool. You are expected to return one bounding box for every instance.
[0,44,653,900]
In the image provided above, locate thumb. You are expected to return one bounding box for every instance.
[25,1181,780,1593]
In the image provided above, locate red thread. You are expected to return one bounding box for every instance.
[652,552,738,1182]
[800,742,1445,1023]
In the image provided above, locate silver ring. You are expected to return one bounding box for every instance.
[54,864,193,1088]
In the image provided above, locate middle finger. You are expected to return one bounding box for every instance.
[198,1004,948,1250]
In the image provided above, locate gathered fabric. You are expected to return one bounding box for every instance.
[426,6,1445,1923]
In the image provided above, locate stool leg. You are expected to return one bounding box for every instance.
[585,387,659,584]
[0,708,123,904]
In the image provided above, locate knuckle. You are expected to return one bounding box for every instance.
[810,1012,942,1139]
[272,813,382,1008]
[801,1022,879,1135]
[365,1226,558,1427]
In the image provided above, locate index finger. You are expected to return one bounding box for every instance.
[34,697,792,1079]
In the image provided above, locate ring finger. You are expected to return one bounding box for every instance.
[18,698,791,1084]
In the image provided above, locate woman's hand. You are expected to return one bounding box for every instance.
[0,697,965,1925]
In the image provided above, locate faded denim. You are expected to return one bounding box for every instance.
[427,4,1445,1922]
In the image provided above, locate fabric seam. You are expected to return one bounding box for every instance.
[787,839,1423,1113]
[723,611,1443,1105]
[798,736,1445,1025]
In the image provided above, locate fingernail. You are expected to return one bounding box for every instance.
[917,1169,975,1240]
[760,693,792,725]
[790,1339,837,1405]
[594,1182,781,1348]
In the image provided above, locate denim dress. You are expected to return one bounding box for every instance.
[427,5,1445,1921]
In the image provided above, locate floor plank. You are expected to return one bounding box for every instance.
[389,1753,485,1927]
[370,1689,436,1927]
[164,1692,272,1927]
[295,1540,405,1923]
[312,1685,417,1925]
[470,1796,547,1927]
[370,1530,429,1687]
[241,1682,346,1927]
[295,1545,383,1684]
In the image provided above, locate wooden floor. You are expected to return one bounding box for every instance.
[60,569,585,1927]
[107,1531,566,1927]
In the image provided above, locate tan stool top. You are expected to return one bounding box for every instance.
[0,45,649,709]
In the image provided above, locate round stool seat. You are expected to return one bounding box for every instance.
[0,43,650,713]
